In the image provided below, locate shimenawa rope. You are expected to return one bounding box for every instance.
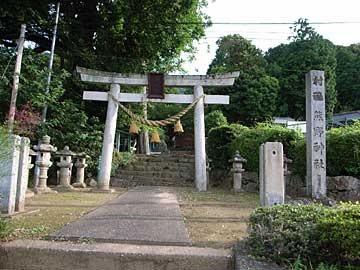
[108,92,205,127]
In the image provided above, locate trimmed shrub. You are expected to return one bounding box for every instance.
[247,204,325,265]
[327,125,360,176]
[229,123,303,172]
[318,202,360,263]
[247,203,360,268]
[205,110,228,133]
[207,124,248,170]
[290,123,360,178]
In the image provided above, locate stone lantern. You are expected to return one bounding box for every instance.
[33,135,57,194]
[231,151,247,192]
[72,152,90,188]
[283,154,293,176]
[56,146,75,191]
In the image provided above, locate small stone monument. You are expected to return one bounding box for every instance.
[55,146,75,191]
[25,149,37,199]
[259,142,284,207]
[0,135,21,215]
[231,151,247,192]
[15,137,31,212]
[72,153,89,188]
[306,70,326,199]
[33,135,57,194]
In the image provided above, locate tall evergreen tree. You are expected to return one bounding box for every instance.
[265,19,337,120]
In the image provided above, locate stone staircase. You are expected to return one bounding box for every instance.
[111,151,195,187]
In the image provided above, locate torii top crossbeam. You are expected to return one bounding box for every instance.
[77,66,239,192]
[77,66,240,87]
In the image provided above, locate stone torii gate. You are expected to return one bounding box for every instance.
[77,67,239,192]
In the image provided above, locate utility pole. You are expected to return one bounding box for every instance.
[7,24,26,132]
[41,2,60,124]
[143,86,151,155]
[34,2,60,188]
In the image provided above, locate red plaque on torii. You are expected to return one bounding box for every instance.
[147,73,165,99]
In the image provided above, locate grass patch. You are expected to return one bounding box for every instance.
[3,190,124,241]
[174,187,258,248]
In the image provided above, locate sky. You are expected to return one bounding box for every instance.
[181,0,360,74]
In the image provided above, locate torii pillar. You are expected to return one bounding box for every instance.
[77,67,239,192]
[98,84,120,190]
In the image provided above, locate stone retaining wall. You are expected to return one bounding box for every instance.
[210,169,360,202]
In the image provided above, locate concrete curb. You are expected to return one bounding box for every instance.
[0,240,234,270]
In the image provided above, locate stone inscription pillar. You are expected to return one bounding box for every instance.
[194,85,207,192]
[0,135,20,214]
[306,70,326,199]
[98,84,120,191]
[15,137,30,212]
[259,142,285,207]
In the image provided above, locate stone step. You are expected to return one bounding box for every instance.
[124,164,194,172]
[0,240,233,270]
[111,176,194,187]
[134,157,195,164]
[118,170,194,179]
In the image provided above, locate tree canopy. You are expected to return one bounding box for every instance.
[0,0,209,73]
[207,35,280,125]
[335,43,360,112]
[265,19,337,120]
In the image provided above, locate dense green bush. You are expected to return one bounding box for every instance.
[318,202,360,263]
[229,123,303,172]
[290,123,360,178]
[326,124,360,176]
[208,122,360,179]
[207,124,248,170]
[247,203,360,268]
[205,110,228,133]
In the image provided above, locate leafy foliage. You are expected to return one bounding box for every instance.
[335,44,360,112]
[0,217,13,239]
[207,35,280,125]
[247,203,360,268]
[228,123,302,172]
[205,110,228,133]
[111,150,136,176]
[0,0,209,73]
[207,124,248,170]
[266,19,337,119]
[290,122,360,178]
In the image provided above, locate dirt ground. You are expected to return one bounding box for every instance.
[174,187,259,248]
[3,186,258,249]
[3,189,123,241]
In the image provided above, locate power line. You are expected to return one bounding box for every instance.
[175,21,360,25]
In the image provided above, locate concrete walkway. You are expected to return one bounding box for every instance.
[50,186,191,245]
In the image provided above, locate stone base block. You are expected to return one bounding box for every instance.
[55,185,75,192]
[25,189,35,199]
[90,188,116,194]
[34,186,58,194]
[72,182,87,188]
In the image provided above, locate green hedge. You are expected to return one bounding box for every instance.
[247,203,360,268]
[207,124,248,170]
[289,124,360,178]
[208,123,302,172]
[208,122,360,178]
[229,123,303,172]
